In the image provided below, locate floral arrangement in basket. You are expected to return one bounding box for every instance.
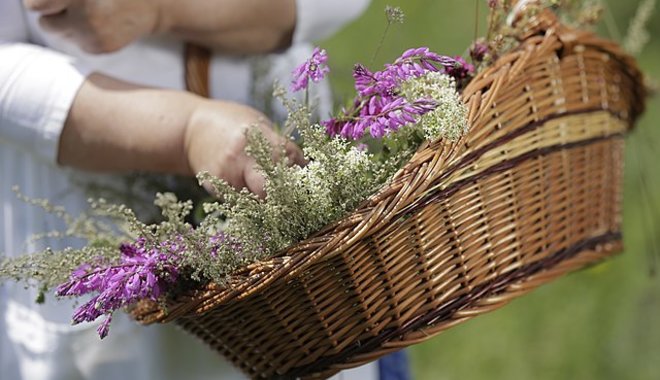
[0,0,653,376]
[2,12,473,338]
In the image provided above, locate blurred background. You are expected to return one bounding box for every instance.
[321,1,660,379]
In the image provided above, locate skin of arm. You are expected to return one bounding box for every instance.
[58,72,304,197]
[24,0,296,54]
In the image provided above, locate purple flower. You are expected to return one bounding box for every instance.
[470,41,489,63]
[56,238,182,338]
[209,232,243,258]
[353,64,376,95]
[322,47,470,140]
[291,47,330,92]
[444,56,474,82]
[324,97,437,140]
[321,117,343,137]
[97,315,112,339]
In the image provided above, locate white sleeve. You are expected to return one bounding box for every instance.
[0,44,90,164]
[293,0,371,43]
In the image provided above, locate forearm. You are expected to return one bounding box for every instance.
[159,0,296,54]
[57,72,298,197]
[58,73,199,175]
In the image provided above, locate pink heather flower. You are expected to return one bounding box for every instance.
[322,47,470,140]
[323,97,437,140]
[56,238,182,339]
[352,47,472,98]
[209,232,243,258]
[445,56,474,81]
[470,41,489,63]
[97,315,112,339]
[291,47,330,92]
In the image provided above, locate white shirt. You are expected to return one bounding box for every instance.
[0,1,375,379]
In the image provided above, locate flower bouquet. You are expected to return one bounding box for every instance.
[0,1,651,379]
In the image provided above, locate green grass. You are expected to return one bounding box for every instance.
[322,1,660,379]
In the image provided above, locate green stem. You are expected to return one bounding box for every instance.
[371,23,391,66]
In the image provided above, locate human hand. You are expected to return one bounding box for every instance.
[184,100,305,198]
[58,73,303,198]
[24,0,163,53]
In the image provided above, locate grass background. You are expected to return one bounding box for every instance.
[321,1,660,379]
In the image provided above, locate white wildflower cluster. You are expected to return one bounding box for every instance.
[385,5,405,24]
[400,72,468,142]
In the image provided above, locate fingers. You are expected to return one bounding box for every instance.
[24,0,71,15]
[240,133,303,198]
[243,160,267,199]
[257,126,305,167]
[284,140,306,167]
[241,140,303,199]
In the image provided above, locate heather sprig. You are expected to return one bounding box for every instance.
[56,238,181,338]
[322,47,471,141]
[291,47,330,92]
[357,47,473,98]
[323,97,438,140]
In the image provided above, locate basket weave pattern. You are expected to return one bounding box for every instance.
[133,13,646,379]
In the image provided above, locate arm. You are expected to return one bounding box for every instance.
[26,0,371,54]
[59,73,303,196]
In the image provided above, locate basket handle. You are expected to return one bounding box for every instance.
[507,0,561,36]
[506,0,584,53]
[184,43,212,98]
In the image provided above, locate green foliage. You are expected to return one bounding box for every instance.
[0,246,117,290]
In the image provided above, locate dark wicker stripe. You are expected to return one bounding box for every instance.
[402,132,624,219]
[286,231,621,378]
[430,108,621,197]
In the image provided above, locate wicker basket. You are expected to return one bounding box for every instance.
[132,9,647,379]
